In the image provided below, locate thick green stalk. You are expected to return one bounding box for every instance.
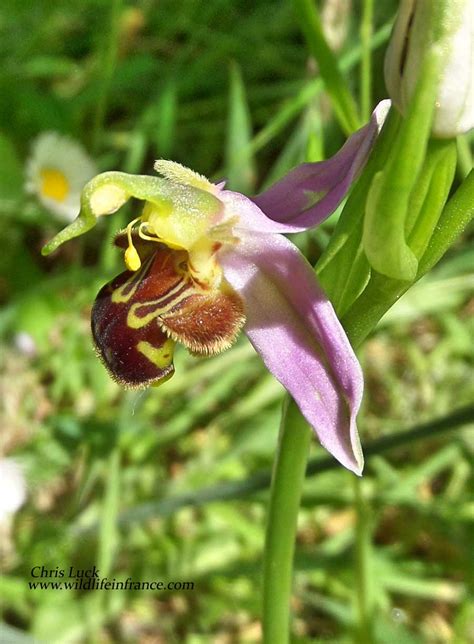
[262,397,312,644]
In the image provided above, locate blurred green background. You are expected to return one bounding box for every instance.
[0,1,473,642]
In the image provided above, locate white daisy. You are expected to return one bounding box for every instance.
[25,132,97,222]
[0,458,26,522]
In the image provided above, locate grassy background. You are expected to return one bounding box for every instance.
[0,0,473,642]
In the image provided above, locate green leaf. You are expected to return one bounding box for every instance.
[292,0,360,134]
[152,80,178,158]
[418,169,474,277]
[249,20,391,156]
[406,141,457,257]
[225,62,256,193]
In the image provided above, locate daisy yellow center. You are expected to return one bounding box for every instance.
[40,168,70,202]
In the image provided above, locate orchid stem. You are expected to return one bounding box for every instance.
[262,397,312,644]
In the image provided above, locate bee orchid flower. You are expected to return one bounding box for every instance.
[42,101,389,474]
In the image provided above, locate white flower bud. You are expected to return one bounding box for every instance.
[385,0,474,138]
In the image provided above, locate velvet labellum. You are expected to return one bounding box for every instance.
[92,245,245,388]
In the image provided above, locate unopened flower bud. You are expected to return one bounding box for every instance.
[385,0,474,138]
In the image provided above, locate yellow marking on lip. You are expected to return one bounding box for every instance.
[136,338,175,369]
[111,255,154,304]
[126,283,192,329]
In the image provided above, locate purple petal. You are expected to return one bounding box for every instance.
[219,232,364,474]
[251,100,390,231]
[220,188,296,235]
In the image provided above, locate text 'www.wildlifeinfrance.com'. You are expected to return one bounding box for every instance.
[28,566,194,591]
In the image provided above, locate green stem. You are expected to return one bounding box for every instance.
[341,273,408,347]
[261,160,471,639]
[262,397,312,644]
[91,0,123,153]
[359,0,374,121]
[353,477,375,643]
